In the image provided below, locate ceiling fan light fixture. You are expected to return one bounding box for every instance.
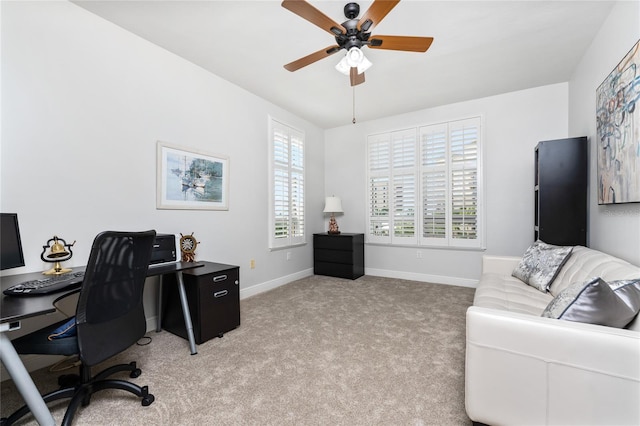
[335,47,372,76]
[346,46,364,66]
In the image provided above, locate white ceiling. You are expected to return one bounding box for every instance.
[73,0,614,128]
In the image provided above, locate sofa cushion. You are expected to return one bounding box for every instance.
[473,273,553,315]
[549,246,640,296]
[512,240,573,292]
[541,277,640,328]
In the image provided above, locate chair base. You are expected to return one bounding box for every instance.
[1,361,154,426]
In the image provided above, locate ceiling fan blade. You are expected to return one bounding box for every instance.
[369,35,434,52]
[350,67,365,86]
[284,45,340,72]
[282,0,344,36]
[357,0,400,32]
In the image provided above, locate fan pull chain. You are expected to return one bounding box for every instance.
[352,86,356,124]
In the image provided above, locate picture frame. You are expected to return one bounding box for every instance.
[156,141,229,210]
[595,39,640,205]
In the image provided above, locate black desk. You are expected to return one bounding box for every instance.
[0,261,204,426]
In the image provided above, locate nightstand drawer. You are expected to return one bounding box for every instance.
[314,261,360,279]
[314,235,357,251]
[314,248,354,264]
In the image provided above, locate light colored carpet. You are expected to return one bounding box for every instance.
[1,275,475,425]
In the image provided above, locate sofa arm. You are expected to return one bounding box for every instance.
[481,255,521,276]
[465,306,640,425]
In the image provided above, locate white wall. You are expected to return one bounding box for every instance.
[1,1,326,297]
[0,1,329,377]
[568,0,640,266]
[325,83,569,286]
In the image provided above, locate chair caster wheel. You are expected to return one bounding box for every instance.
[130,368,142,378]
[142,394,155,406]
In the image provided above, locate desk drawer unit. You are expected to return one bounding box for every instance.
[313,233,364,280]
[161,261,240,344]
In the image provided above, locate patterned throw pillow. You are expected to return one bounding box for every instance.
[541,277,640,328]
[512,240,573,292]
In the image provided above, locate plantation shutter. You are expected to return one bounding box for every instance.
[290,133,305,241]
[450,119,478,243]
[419,117,481,248]
[269,118,305,249]
[367,117,482,249]
[420,123,448,243]
[367,134,391,244]
[391,129,417,244]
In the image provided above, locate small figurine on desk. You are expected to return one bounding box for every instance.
[179,232,199,262]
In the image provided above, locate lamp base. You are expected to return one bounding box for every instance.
[328,214,340,235]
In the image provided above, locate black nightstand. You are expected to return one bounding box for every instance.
[313,233,364,279]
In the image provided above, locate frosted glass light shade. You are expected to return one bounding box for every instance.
[323,196,343,213]
[335,48,372,76]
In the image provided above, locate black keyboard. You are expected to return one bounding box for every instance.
[3,271,85,296]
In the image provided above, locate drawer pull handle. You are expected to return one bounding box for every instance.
[213,275,227,282]
[214,290,228,298]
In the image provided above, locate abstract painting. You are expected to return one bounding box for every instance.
[596,39,640,204]
[157,141,229,210]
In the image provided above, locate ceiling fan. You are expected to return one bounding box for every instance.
[282,0,434,86]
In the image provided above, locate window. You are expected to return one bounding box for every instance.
[367,117,483,249]
[269,117,305,249]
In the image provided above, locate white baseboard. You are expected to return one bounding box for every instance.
[365,267,478,288]
[240,268,313,300]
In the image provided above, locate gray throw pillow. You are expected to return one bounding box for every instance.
[541,277,640,328]
[609,278,640,312]
[512,240,573,292]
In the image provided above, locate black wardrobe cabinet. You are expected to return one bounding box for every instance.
[534,137,588,246]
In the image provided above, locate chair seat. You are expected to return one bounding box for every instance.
[11,317,79,356]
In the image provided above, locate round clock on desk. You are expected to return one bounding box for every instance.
[179,233,199,262]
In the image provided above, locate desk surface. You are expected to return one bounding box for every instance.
[1,261,204,324]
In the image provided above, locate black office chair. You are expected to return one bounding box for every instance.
[3,230,157,426]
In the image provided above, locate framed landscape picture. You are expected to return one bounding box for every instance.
[157,141,229,210]
[596,40,640,204]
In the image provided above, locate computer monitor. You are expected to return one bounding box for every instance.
[1,213,26,270]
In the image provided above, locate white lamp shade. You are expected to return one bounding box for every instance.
[323,196,343,213]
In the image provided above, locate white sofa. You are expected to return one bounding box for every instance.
[465,246,640,426]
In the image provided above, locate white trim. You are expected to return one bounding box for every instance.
[365,267,478,288]
[239,268,313,299]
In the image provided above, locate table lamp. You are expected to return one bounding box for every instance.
[323,196,343,235]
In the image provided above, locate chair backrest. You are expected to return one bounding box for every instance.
[75,230,156,366]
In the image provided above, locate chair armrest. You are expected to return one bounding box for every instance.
[481,255,521,275]
[465,306,640,425]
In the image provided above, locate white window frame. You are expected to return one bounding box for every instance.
[268,116,305,249]
[366,116,484,249]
